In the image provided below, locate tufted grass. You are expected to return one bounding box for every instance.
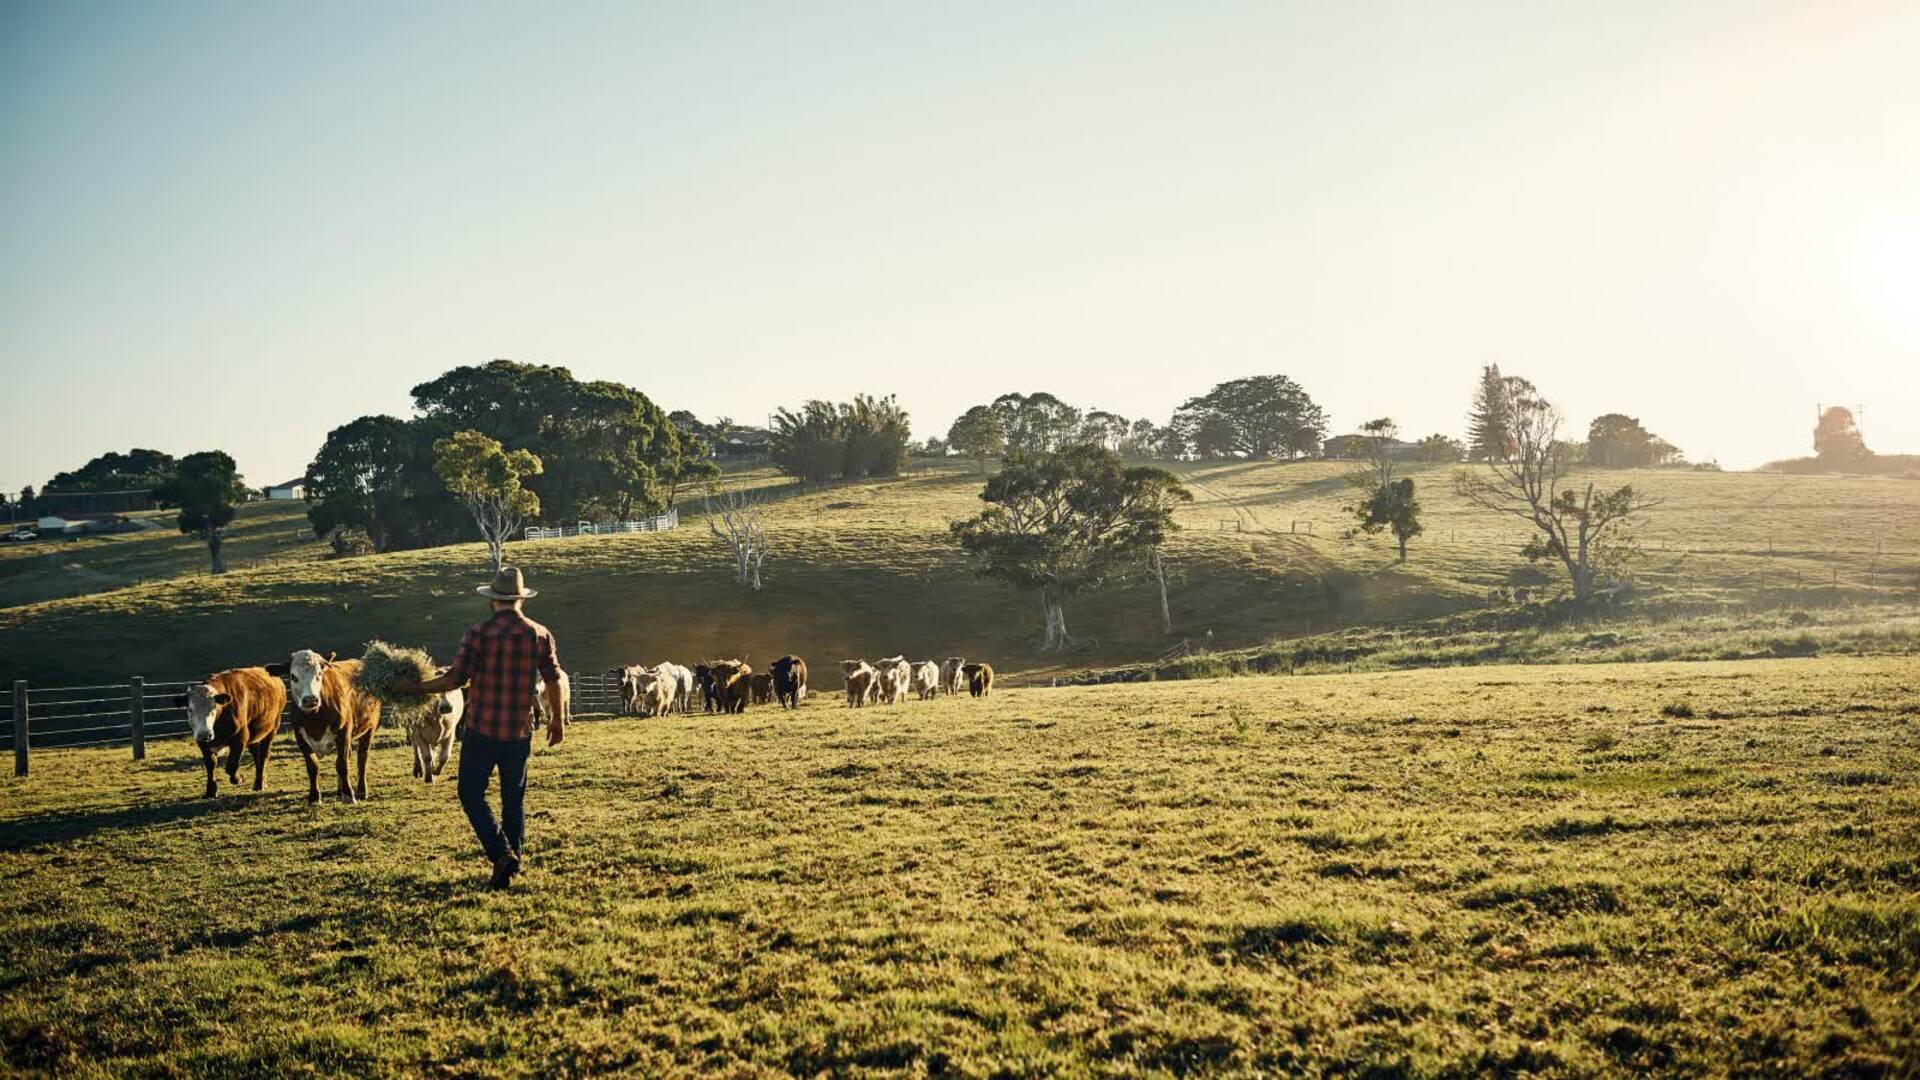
[1,656,1916,1076]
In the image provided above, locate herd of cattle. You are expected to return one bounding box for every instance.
[611,655,995,716]
[170,649,992,804]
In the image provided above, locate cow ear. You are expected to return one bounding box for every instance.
[325,651,337,664]
[263,662,289,677]
[213,693,232,705]
[172,694,189,708]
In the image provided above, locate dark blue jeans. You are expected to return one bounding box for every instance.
[458,730,531,863]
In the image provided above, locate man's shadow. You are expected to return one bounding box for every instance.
[0,796,253,854]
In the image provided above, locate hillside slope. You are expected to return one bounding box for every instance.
[1,462,1915,686]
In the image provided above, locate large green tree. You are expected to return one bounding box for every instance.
[992,392,1082,454]
[1587,413,1678,468]
[1173,375,1327,460]
[305,415,464,553]
[411,360,687,522]
[951,444,1190,651]
[946,405,1006,474]
[1813,406,1871,472]
[158,451,248,573]
[769,395,911,483]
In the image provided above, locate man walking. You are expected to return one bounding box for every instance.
[395,566,564,889]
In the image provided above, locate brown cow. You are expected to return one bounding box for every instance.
[770,655,808,709]
[749,671,775,706]
[173,667,285,799]
[964,662,995,698]
[270,649,382,804]
[708,659,752,714]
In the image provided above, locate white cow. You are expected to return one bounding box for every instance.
[632,667,674,717]
[940,657,966,696]
[534,671,572,727]
[655,662,696,714]
[910,660,941,700]
[874,655,912,705]
[409,687,461,783]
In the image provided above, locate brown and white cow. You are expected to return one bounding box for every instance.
[533,671,571,727]
[964,662,995,698]
[841,660,877,708]
[173,667,286,799]
[874,656,912,705]
[632,666,675,717]
[910,660,941,700]
[770,655,808,710]
[408,684,461,783]
[270,649,382,804]
[941,657,966,697]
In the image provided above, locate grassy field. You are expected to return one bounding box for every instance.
[1,658,1915,1076]
[1,461,1915,687]
[0,500,326,608]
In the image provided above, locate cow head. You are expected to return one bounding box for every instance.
[178,680,232,747]
[287,649,334,714]
[841,660,865,675]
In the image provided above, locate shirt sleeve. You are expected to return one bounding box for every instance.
[446,627,478,688]
[536,629,561,685]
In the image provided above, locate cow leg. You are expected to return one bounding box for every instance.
[222,741,243,785]
[354,733,371,801]
[201,746,217,799]
[412,741,424,779]
[251,734,271,792]
[302,748,319,803]
[335,731,355,804]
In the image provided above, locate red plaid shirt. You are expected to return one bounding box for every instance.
[447,608,562,741]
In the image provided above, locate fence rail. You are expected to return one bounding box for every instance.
[525,508,679,542]
[7,669,623,777]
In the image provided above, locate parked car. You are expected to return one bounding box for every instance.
[4,530,37,542]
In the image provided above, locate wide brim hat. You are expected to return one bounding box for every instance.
[477,566,538,600]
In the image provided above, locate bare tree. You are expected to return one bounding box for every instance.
[1149,545,1173,633]
[1454,384,1658,603]
[706,489,768,590]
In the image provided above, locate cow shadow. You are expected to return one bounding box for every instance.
[0,796,249,853]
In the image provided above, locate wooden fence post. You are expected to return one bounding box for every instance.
[130,676,145,761]
[12,680,25,778]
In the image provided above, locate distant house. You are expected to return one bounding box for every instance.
[265,478,307,501]
[713,429,773,459]
[1323,434,1421,461]
[36,515,72,534]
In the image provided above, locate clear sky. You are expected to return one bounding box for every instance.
[4,0,1916,493]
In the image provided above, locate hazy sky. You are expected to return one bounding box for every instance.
[4,1,1916,493]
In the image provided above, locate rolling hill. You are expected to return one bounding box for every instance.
[1,461,1915,687]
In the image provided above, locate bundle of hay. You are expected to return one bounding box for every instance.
[356,640,440,722]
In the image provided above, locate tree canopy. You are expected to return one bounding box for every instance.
[950,444,1190,650]
[1172,375,1327,460]
[434,430,544,572]
[158,451,247,573]
[1813,406,1871,472]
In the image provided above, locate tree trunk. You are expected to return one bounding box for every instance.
[487,535,505,573]
[207,527,226,574]
[1040,593,1072,652]
[1397,534,1407,561]
[1151,548,1172,633]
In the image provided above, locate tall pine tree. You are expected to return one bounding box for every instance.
[1466,363,1509,462]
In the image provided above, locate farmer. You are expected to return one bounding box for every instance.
[392,566,565,889]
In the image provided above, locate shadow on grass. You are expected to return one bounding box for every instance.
[0,796,247,853]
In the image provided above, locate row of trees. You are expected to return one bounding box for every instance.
[945,376,1333,471]
[1467,364,1684,468]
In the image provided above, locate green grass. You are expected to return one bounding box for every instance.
[2,658,1915,1075]
[2,461,1916,687]
[0,500,326,608]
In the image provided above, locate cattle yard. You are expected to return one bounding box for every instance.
[2,657,1915,1076]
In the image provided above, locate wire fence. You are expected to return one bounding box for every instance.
[524,509,679,542]
[8,669,629,777]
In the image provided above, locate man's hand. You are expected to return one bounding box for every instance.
[546,717,565,748]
